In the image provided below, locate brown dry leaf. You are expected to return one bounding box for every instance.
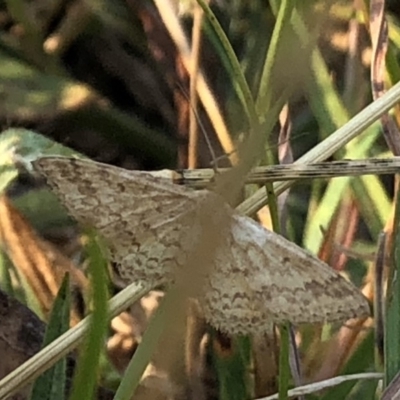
[0,195,88,323]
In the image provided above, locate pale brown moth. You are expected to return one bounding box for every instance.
[32,156,372,334]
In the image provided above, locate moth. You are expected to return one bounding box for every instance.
[32,157,370,334]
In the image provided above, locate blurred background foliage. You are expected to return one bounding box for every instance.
[1,0,400,399]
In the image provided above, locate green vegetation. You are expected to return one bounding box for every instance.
[0,1,400,399]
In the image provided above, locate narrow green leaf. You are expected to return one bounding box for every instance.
[385,182,400,387]
[351,177,389,239]
[303,126,381,254]
[197,0,258,127]
[68,233,109,400]
[278,323,290,400]
[30,274,71,400]
[211,335,252,400]
[256,0,292,115]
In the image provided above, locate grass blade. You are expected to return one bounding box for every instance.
[68,234,109,400]
[29,274,70,400]
[385,177,400,387]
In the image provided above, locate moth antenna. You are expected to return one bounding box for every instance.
[176,82,220,173]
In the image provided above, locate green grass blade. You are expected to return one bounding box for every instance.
[303,126,381,253]
[29,274,71,400]
[211,335,252,400]
[68,234,109,400]
[351,176,391,239]
[384,179,400,387]
[278,322,290,400]
[305,40,349,133]
[256,0,292,116]
[288,4,350,132]
[196,0,258,127]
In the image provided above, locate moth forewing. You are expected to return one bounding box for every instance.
[32,156,371,335]
[201,214,370,334]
